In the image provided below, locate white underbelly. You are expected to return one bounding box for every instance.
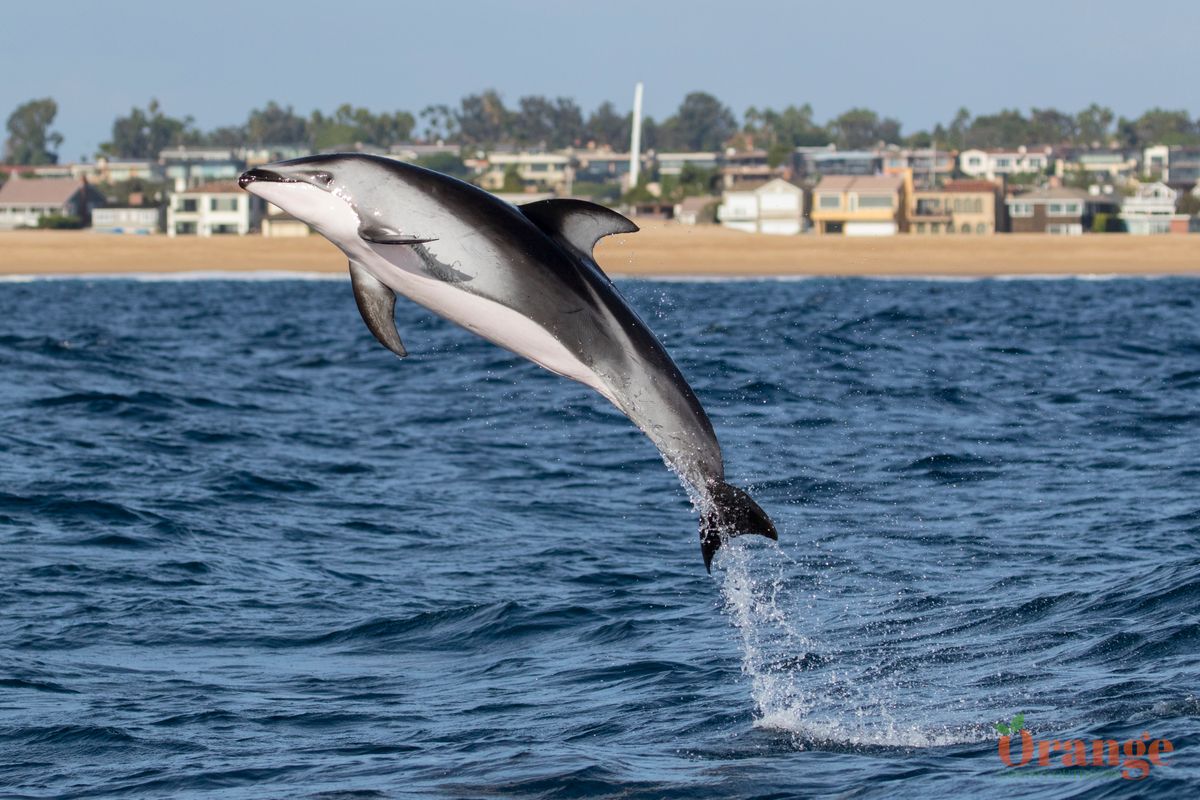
[360,251,610,397]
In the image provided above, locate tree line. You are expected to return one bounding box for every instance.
[5,92,1200,166]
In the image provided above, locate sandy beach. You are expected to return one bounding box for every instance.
[1,224,1198,277]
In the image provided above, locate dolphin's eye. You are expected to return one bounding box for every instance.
[302,170,334,188]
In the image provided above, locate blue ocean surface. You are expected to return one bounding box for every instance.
[1,275,1198,799]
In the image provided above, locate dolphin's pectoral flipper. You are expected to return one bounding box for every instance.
[518,199,638,260]
[348,261,408,358]
[699,480,778,573]
[358,223,438,246]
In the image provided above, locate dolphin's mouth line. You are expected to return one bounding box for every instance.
[238,168,295,189]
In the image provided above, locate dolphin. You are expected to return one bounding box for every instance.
[240,154,776,569]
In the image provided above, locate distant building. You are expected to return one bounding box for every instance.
[716,178,804,234]
[480,152,572,193]
[797,149,880,178]
[958,146,1053,180]
[160,147,245,192]
[720,150,775,188]
[1062,150,1138,183]
[1119,182,1187,235]
[810,173,908,235]
[91,207,160,234]
[675,195,718,226]
[387,142,459,163]
[1005,186,1117,234]
[0,177,105,229]
[574,150,634,184]
[261,203,310,237]
[1141,145,1200,187]
[167,181,262,236]
[655,152,720,177]
[93,158,163,184]
[881,146,956,187]
[910,179,1003,235]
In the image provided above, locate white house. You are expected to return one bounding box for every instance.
[716,178,805,235]
[1120,182,1186,235]
[91,207,160,234]
[167,181,261,236]
[958,146,1053,180]
[0,177,105,229]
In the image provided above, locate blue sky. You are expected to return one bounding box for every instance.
[4,0,1198,159]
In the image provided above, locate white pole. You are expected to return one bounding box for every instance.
[629,82,644,188]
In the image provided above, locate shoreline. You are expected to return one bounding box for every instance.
[1,225,1198,277]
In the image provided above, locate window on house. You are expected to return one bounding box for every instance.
[178,198,198,212]
[175,221,196,235]
[857,194,892,209]
[976,223,987,234]
[1010,203,1033,217]
[211,197,239,212]
[961,223,970,234]
[916,222,926,233]
[211,223,238,234]
[1064,202,1081,215]
[818,194,841,209]
[973,198,983,213]
[1048,203,1064,215]
[968,157,982,167]
[995,158,1011,168]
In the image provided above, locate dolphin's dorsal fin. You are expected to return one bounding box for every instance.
[349,261,407,358]
[519,199,638,258]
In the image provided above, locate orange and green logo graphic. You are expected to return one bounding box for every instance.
[994,713,1174,780]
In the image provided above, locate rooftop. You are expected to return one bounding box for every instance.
[815,174,904,192]
[0,177,89,205]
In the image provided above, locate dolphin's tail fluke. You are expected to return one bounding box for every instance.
[699,480,778,572]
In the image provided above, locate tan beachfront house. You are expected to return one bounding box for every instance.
[810,173,909,235]
[910,180,1004,235]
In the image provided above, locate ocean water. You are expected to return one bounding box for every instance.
[1,275,1198,799]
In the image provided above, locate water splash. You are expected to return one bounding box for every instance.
[716,539,987,749]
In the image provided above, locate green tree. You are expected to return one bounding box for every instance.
[829,108,901,149]
[101,100,197,158]
[1075,104,1114,146]
[419,104,459,142]
[457,90,510,146]
[1117,108,1198,147]
[413,152,468,178]
[246,101,308,145]
[584,101,628,148]
[658,92,737,151]
[964,108,1029,148]
[4,98,63,165]
[1028,107,1077,144]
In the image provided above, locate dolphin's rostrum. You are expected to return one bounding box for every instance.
[240,155,776,569]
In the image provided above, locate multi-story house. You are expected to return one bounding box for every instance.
[1062,150,1139,183]
[479,152,573,194]
[909,180,1003,235]
[716,178,805,235]
[796,148,881,178]
[1142,145,1200,187]
[655,152,720,177]
[91,207,161,234]
[1119,182,1188,235]
[160,147,245,192]
[167,181,262,236]
[0,177,105,229]
[881,146,956,187]
[810,173,908,235]
[958,146,1053,180]
[720,149,775,188]
[1005,186,1118,235]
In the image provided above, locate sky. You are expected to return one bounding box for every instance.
[3,0,1198,159]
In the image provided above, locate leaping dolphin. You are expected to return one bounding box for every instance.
[240,154,776,569]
